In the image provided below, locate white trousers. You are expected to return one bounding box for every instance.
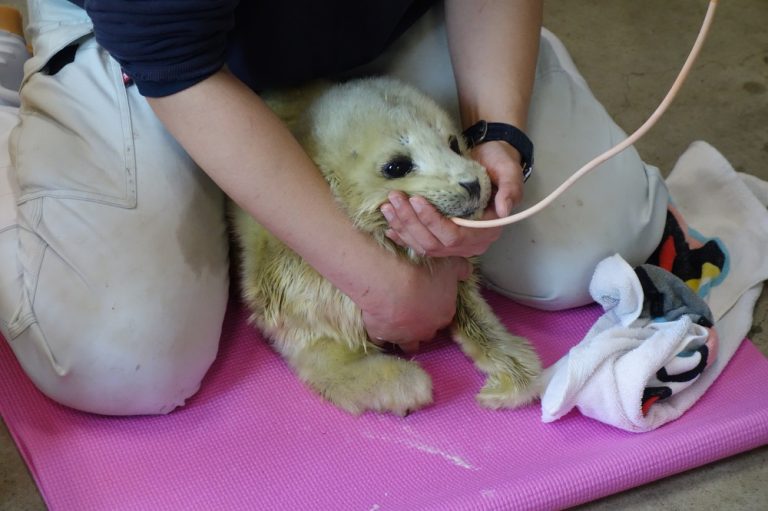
[1,0,230,416]
[1,0,668,415]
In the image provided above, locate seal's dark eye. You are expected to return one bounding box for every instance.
[381,156,414,179]
[449,135,461,155]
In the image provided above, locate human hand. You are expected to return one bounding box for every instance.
[471,140,526,217]
[380,140,526,257]
[382,191,503,258]
[361,256,472,352]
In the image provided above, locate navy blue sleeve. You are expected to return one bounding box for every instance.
[80,0,238,97]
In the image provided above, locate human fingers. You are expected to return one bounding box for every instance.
[385,198,500,258]
[368,336,420,354]
[407,195,463,250]
[361,257,469,347]
[490,163,524,217]
[381,191,441,254]
[410,195,501,256]
[384,228,406,248]
[363,309,438,347]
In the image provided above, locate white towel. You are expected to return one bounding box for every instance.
[541,142,768,432]
[541,255,717,432]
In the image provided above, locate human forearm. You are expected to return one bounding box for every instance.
[441,0,542,215]
[445,0,542,130]
[147,69,469,343]
[379,1,544,248]
[147,70,399,305]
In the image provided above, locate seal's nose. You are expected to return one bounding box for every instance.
[459,179,481,201]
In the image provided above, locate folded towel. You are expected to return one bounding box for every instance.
[541,255,718,431]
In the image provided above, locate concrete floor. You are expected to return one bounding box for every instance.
[1,1,767,510]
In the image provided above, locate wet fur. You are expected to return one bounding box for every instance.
[231,77,541,415]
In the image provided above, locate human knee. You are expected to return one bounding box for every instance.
[14,317,221,416]
[8,235,226,416]
[480,249,599,311]
[480,166,668,312]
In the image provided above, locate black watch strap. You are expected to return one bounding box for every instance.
[463,121,534,182]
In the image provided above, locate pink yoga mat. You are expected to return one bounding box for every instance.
[2,293,768,510]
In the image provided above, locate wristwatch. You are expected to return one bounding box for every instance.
[462,120,534,182]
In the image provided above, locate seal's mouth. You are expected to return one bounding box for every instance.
[433,199,484,219]
[455,206,482,219]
